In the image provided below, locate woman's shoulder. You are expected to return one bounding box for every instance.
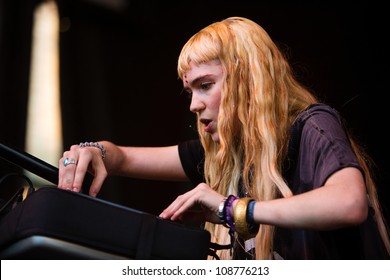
[292,103,344,135]
[299,103,341,123]
[287,103,346,161]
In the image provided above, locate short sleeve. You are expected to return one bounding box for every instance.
[291,104,363,193]
[178,139,205,186]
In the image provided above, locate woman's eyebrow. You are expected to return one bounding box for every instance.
[188,74,213,87]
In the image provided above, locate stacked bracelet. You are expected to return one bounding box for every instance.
[79,142,106,159]
[218,195,259,255]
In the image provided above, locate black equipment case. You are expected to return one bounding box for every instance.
[0,187,211,259]
[0,143,211,260]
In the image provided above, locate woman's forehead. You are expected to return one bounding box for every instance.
[184,60,222,79]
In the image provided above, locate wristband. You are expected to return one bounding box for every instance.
[247,200,256,224]
[218,197,227,224]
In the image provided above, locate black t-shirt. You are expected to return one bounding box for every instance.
[177,104,372,259]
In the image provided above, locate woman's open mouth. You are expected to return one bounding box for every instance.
[200,119,212,133]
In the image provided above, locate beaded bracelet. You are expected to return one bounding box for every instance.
[224,194,239,232]
[79,142,106,159]
[224,194,239,255]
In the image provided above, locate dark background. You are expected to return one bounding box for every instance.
[0,0,388,218]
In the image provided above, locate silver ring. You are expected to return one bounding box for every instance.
[63,158,76,167]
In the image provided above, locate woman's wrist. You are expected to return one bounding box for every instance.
[79,141,106,159]
[219,195,259,239]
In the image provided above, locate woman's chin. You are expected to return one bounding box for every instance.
[211,133,220,143]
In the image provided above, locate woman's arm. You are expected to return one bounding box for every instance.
[58,141,188,197]
[252,167,368,230]
[160,167,368,231]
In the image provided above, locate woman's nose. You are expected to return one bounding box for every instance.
[189,94,205,113]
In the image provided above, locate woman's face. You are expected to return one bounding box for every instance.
[183,60,223,143]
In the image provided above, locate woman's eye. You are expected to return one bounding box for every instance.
[200,82,213,90]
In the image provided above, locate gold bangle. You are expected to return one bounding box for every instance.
[233,197,258,239]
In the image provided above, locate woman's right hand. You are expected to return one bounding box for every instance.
[58,144,107,197]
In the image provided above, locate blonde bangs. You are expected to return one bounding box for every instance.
[177,23,226,79]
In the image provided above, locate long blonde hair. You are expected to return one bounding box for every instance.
[177,16,390,259]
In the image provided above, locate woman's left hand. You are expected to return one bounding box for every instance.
[159,183,224,224]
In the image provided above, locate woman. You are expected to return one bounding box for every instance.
[58,17,390,259]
